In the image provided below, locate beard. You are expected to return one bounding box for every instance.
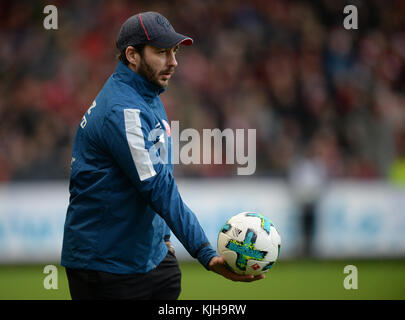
[137,58,172,89]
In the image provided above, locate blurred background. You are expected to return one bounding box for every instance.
[0,0,405,299]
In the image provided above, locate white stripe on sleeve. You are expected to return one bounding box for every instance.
[124,108,156,181]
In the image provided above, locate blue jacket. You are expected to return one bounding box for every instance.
[61,61,217,274]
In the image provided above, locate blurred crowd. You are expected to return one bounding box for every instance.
[0,0,405,182]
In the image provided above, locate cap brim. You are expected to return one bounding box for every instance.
[150,32,193,49]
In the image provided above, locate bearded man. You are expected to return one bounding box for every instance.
[61,11,263,300]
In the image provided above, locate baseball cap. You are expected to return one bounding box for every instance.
[116,12,193,50]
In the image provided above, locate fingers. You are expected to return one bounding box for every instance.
[211,260,266,282]
[208,256,266,282]
[228,273,265,282]
[208,255,224,268]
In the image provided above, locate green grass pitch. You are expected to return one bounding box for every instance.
[0,259,404,300]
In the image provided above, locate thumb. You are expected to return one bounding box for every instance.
[208,255,225,268]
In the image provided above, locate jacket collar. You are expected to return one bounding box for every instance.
[114,61,165,102]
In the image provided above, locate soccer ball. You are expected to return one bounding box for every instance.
[217,212,281,276]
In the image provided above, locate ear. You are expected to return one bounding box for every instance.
[125,46,141,69]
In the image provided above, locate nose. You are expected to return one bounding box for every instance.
[167,50,178,68]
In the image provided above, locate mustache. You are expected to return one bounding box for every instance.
[159,68,175,75]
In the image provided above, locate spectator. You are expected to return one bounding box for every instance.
[0,0,404,181]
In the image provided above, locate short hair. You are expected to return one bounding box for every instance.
[116,44,146,66]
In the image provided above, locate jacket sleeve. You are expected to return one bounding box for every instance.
[102,106,218,269]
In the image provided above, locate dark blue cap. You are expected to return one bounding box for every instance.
[116,12,193,50]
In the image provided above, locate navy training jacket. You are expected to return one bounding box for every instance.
[61,61,217,274]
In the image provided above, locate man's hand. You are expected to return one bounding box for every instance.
[165,241,175,254]
[208,256,265,282]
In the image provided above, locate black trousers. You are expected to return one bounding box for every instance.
[65,251,181,300]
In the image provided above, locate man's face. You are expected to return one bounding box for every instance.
[135,45,179,89]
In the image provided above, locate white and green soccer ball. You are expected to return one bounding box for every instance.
[217,212,281,276]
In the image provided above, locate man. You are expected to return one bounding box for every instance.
[61,11,264,300]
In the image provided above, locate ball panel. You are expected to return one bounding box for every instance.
[246,259,270,275]
[217,230,232,252]
[218,221,246,243]
[221,250,244,275]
